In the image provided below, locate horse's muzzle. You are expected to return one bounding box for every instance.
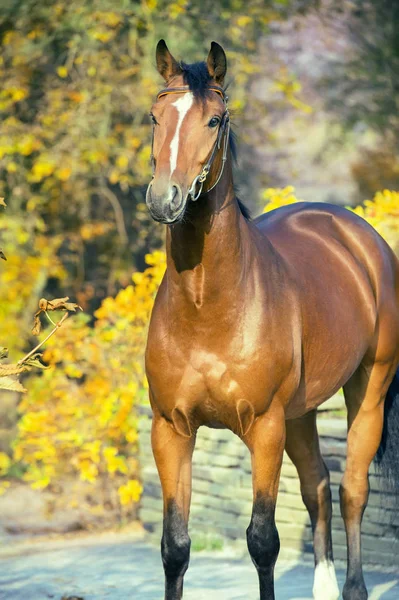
[146,181,186,224]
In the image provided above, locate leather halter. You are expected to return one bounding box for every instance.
[150,85,230,201]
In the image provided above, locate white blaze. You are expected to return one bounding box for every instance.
[313,560,340,600]
[169,92,194,176]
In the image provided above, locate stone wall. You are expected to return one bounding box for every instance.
[138,406,398,567]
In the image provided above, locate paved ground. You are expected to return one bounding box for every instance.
[0,535,398,599]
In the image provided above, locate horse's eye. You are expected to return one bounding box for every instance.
[150,113,158,125]
[208,116,220,128]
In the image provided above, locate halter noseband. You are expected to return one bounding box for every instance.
[150,85,230,201]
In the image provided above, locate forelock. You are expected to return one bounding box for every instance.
[180,61,212,100]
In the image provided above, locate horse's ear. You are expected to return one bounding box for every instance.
[207,41,227,86]
[156,39,181,82]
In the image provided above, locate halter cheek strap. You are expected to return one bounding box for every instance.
[188,111,230,201]
[150,85,230,201]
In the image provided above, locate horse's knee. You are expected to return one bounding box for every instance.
[301,472,332,520]
[339,476,369,521]
[247,496,280,571]
[161,501,191,579]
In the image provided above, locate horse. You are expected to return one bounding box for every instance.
[145,40,399,600]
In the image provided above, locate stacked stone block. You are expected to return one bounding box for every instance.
[139,407,398,567]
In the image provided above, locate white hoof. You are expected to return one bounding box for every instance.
[313,559,340,600]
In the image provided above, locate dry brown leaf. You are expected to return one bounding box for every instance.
[38,297,82,312]
[0,363,31,376]
[0,348,7,360]
[0,375,26,393]
[33,297,83,334]
[32,314,41,336]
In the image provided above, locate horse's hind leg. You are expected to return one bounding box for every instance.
[151,412,195,600]
[285,410,339,600]
[341,362,396,600]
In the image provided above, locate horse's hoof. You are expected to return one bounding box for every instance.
[342,577,368,600]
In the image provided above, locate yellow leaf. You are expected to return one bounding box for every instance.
[126,429,138,444]
[128,137,141,149]
[55,167,72,181]
[0,452,11,475]
[0,481,10,496]
[108,169,119,184]
[10,88,28,102]
[31,477,50,490]
[31,160,55,181]
[68,91,84,103]
[236,15,251,27]
[118,480,143,506]
[64,364,83,378]
[57,66,68,78]
[116,155,129,169]
[79,460,98,483]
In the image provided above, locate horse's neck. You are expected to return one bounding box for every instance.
[166,162,247,309]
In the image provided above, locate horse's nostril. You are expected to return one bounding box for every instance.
[170,186,180,209]
[145,182,153,205]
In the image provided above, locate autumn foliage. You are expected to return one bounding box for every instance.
[350,189,399,254]
[1,251,166,506]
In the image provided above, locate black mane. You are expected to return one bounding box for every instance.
[237,198,251,220]
[178,61,250,221]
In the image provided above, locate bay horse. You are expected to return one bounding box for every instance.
[145,40,399,600]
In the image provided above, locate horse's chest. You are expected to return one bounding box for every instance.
[191,351,242,400]
[146,291,290,423]
[148,337,271,424]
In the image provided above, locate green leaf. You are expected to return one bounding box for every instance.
[23,353,49,370]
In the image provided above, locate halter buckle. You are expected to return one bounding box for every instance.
[198,166,210,184]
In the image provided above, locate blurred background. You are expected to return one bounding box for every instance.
[0,0,398,540]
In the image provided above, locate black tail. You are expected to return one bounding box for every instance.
[375,369,399,509]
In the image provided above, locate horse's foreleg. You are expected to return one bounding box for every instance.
[245,402,286,600]
[341,364,395,600]
[285,410,339,600]
[151,413,195,600]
